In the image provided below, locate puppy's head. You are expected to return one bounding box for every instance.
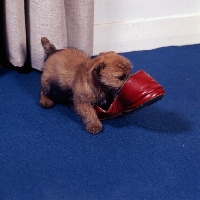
[88,51,132,90]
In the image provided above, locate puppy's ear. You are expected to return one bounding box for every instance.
[87,56,106,74]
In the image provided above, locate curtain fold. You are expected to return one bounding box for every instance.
[5,0,27,67]
[4,0,94,71]
[65,0,94,55]
[27,0,68,71]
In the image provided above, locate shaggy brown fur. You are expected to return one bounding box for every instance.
[40,37,132,134]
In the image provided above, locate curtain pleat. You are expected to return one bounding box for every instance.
[4,0,94,71]
[27,0,68,71]
[65,0,94,55]
[5,0,27,67]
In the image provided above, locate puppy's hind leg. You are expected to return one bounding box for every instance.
[39,82,54,108]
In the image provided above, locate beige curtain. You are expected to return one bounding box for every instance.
[4,0,94,71]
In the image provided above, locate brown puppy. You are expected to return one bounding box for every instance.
[40,37,132,134]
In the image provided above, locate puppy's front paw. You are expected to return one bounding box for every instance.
[86,121,102,134]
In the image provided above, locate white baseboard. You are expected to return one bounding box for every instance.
[93,13,200,55]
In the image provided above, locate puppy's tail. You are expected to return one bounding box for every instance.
[41,37,57,55]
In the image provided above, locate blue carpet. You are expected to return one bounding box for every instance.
[0,44,200,200]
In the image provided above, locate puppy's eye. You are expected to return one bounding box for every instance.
[118,74,126,81]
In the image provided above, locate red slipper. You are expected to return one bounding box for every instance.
[95,70,165,119]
